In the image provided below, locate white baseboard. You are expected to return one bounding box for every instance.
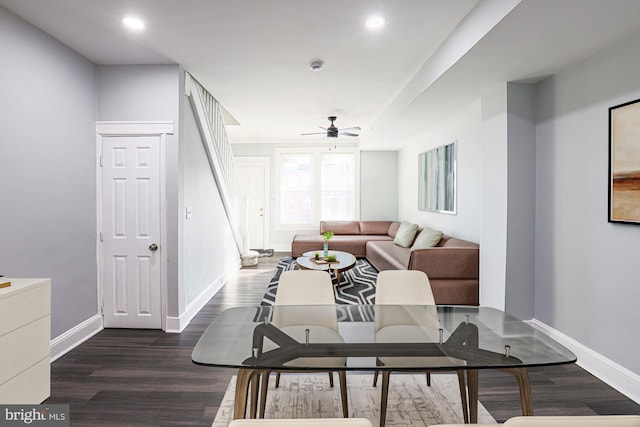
[50,314,103,362]
[165,269,236,333]
[529,318,640,404]
[269,244,290,253]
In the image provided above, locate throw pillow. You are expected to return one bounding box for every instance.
[393,221,419,248]
[411,227,443,250]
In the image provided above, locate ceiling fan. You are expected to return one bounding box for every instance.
[301,116,361,138]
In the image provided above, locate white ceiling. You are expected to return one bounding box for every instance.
[2,0,640,149]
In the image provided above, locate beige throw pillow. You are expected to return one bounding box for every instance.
[393,221,419,248]
[411,227,443,250]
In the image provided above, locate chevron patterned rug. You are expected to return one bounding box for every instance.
[261,257,378,319]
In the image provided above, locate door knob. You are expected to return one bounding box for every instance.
[149,243,158,252]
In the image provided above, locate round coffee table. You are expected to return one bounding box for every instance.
[296,250,357,283]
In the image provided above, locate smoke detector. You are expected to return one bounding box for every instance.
[309,60,324,72]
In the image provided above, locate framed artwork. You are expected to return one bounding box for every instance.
[609,98,640,224]
[418,141,456,214]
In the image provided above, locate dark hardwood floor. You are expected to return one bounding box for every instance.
[46,253,640,426]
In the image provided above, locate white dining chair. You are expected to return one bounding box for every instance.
[373,269,468,427]
[259,270,348,418]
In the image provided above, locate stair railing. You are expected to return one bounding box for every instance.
[185,72,246,254]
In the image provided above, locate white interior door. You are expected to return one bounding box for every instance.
[236,157,270,250]
[101,135,162,328]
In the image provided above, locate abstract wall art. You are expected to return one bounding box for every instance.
[418,141,456,214]
[609,98,640,224]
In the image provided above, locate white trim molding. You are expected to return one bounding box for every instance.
[50,315,103,362]
[96,121,174,135]
[95,121,173,331]
[165,268,237,333]
[529,319,640,404]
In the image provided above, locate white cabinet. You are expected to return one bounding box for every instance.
[0,278,51,403]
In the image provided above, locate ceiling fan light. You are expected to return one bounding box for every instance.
[309,60,324,72]
[365,16,386,30]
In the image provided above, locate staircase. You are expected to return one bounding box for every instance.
[185,72,246,254]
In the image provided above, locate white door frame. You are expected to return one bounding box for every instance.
[236,156,271,250]
[96,121,173,331]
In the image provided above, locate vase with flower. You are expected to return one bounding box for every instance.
[321,230,334,257]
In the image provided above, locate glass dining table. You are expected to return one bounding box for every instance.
[192,305,576,422]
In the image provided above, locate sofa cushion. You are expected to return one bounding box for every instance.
[366,241,411,271]
[359,221,393,235]
[411,227,443,250]
[321,221,361,235]
[393,221,419,247]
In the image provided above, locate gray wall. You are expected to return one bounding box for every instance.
[505,83,536,320]
[0,7,98,338]
[394,30,640,381]
[535,31,640,375]
[472,82,537,318]
[398,99,482,244]
[360,151,398,221]
[179,94,238,313]
[480,84,509,309]
[96,64,182,316]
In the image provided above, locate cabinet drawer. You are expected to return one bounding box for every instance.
[0,357,50,404]
[0,315,51,385]
[0,280,50,337]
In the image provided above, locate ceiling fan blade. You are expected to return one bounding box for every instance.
[339,131,360,137]
[300,132,326,136]
[339,126,361,132]
[318,126,328,131]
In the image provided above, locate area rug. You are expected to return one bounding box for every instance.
[261,257,379,307]
[212,373,497,426]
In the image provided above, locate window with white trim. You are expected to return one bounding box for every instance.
[321,153,355,220]
[280,153,313,225]
[276,148,358,229]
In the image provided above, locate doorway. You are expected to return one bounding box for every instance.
[97,122,172,329]
[236,156,270,251]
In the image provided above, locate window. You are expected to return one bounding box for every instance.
[280,154,313,224]
[276,148,358,229]
[321,153,355,220]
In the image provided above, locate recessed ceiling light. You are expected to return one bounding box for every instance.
[365,15,386,30]
[122,15,145,31]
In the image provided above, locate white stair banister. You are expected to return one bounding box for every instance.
[185,72,246,255]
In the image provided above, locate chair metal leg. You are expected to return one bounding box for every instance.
[329,371,334,387]
[373,370,379,387]
[426,371,431,386]
[275,371,281,388]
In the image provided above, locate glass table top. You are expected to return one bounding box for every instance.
[192,305,576,371]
